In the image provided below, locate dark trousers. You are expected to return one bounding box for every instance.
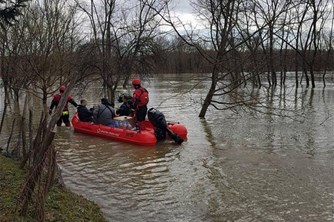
[136,105,147,122]
[57,113,70,126]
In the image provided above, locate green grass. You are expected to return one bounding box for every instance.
[0,154,106,222]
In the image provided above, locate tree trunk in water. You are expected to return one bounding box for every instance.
[123,75,130,89]
[0,86,10,134]
[310,69,315,88]
[304,68,310,88]
[269,27,276,87]
[199,67,218,118]
[0,97,8,134]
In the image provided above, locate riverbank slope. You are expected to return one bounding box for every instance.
[0,154,106,222]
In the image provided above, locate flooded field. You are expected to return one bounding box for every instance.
[2,74,334,221]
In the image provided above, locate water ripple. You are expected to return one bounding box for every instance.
[52,76,334,221]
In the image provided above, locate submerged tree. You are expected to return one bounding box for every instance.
[151,0,274,117]
[0,0,29,133]
[148,0,334,118]
[77,0,166,102]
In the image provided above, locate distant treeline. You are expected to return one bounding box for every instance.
[153,45,334,78]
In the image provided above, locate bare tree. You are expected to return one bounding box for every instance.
[18,82,79,220]
[0,0,29,28]
[251,0,293,87]
[150,0,275,117]
[0,0,88,219]
[17,0,83,112]
[190,0,246,117]
[77,0,165,102]
[308,0,330,88]
[321,0,334,87]
[0,0,30,133]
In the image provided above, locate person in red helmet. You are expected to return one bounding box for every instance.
[49,85,78,127]
[132,78,149,130]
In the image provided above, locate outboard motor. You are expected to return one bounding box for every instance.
[148,108,183,144]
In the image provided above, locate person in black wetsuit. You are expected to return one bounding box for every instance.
[77,99,93,122]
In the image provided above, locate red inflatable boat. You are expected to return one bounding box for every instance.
[71,113,187,146]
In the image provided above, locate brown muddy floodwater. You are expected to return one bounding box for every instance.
[3,74,334,221]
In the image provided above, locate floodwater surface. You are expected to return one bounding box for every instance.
[6,74,334,221]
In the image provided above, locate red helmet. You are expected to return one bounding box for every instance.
[60,85,66,92]
[132,78,141,85]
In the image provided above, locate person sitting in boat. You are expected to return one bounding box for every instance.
[93,98,116,126]
[77,99,93,122]
[49,85,78,127]
[116,94,133,116]
[132,78,149,130]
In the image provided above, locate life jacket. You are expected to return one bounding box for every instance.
[52,94,74,111]
[137,87,149,106]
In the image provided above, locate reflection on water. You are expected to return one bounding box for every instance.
[10,74,334,221]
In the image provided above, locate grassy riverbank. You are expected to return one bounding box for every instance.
[0,154,106,222]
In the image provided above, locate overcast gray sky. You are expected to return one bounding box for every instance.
[167,0,205,31]
[173,1,193,12]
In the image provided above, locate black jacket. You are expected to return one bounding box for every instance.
[116,102,132,116]
[77,105,93,122]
